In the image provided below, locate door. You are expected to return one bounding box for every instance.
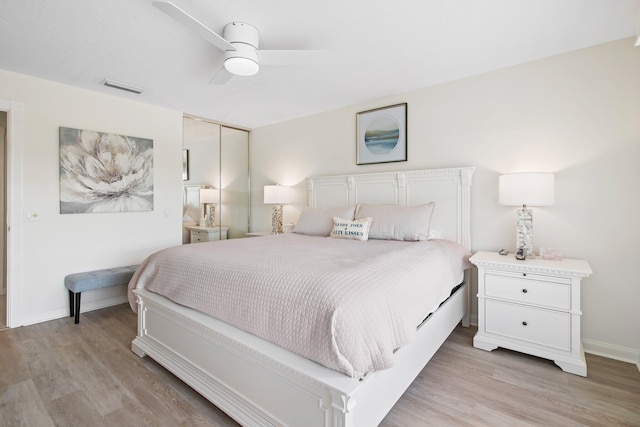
[0,116,5,329]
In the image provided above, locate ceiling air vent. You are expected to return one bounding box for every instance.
[101,79,145,95]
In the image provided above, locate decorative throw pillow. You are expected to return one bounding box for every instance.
[293,206,356,236]
[354,203,435,241]
[329,217,372,241]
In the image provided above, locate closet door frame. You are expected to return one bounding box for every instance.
[182,115,250,241]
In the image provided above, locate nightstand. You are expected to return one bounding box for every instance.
[470,251,592,376]
[186,226,228,243]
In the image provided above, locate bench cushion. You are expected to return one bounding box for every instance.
[65,265,139,293]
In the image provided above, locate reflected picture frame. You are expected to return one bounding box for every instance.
[356,103,407,165]
[182,149,189,181]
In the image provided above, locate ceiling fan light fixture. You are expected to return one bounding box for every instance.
[224,42,260,76]
[154,5,331,83]
[225,56,259,76]
[222,22,260,76]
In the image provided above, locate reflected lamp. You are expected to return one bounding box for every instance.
[199,187,220,228]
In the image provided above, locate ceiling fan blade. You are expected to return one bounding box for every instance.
[258,50,332,66]
[209,67,234,85]
[153,1,235,52]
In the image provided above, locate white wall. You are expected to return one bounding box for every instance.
[250,38,640,364]
[0,69,184,325]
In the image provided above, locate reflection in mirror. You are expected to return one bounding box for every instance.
[221,126,250,239]
[182,116,249,243]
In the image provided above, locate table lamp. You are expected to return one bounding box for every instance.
[199,187,219,228]
[264,185,291,234]
[499,172,555,257]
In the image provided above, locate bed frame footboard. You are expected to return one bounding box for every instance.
[132,282,467,427]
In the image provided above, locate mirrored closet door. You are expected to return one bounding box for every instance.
[182,116,249,243]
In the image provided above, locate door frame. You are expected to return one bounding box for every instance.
[0,99,24,328]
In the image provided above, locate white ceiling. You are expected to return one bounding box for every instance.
[1,0,638,129]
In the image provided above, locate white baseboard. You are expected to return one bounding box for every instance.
[21,295,128,326]
[583,338,640,373]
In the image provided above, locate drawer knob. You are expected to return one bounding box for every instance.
[522,289,528,294]
[522,321,528,326]
[522,273,527,277]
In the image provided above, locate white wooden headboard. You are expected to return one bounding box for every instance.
[308,167,475,250]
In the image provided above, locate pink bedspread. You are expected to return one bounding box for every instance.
[128,233,469,378]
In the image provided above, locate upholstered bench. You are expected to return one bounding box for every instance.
[64,265,138,324]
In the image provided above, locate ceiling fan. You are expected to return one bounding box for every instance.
[153,1,331,84]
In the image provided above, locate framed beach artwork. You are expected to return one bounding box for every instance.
[356,103,407,165]
[59,127,154,214]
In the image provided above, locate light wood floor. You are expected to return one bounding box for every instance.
[1,304,638,426]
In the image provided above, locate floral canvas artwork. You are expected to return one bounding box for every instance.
[59,127,154,214]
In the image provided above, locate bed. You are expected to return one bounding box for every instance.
[130,167,475,427]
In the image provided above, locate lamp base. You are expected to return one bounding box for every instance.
[205,204,216,228]
[516,206,533,257]
[271,205,283,234]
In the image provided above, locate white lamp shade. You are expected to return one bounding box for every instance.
[499,173,555,207]
[264,185,291,204]
[199,188,219,204]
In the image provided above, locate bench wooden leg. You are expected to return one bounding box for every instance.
[74,292,81,324]
[68,289,74,317]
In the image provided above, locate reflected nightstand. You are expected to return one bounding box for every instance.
[187,226,228,243]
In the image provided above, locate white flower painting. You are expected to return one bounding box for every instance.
[59,127,153,214]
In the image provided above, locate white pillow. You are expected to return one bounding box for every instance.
[330,217,372,241]
[427,228,444,240]
[293,206,356,237]
[354,203,435,241]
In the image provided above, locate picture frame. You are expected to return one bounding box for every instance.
[356,103,407,165]
[182,149,189,181]
[59,127,154,214]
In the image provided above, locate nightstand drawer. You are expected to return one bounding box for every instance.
[485,299,571,351]
[191,231,208,242]
[188,227,227,243]
[485,272,570,310]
